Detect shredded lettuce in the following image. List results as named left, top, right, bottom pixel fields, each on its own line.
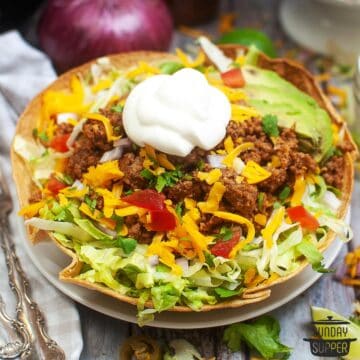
left=223, top=315, right=292, bottom=359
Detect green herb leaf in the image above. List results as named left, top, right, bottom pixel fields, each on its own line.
left=196, top=159, right=205, bottom=171
left=278, top=186, right=291, bottom=202
left=142, top=167, right=184, bottom=192
left=214, top=287, right=242, bottom=298
left=56, top=174, right=74, bottom=186
left=205, top=252, right=215, bottom=267
left=159, top=61, right=183, bottom=74
left=84, top=195, right=97, bottom=211
left=111, top=104, right=123, bottom=113
left=262, top=114, right=279, bottom=137
left=273, top=201, right=281, bottom=209
left=175, top=202, right=184, bottom=219
left=257, top=192, right=265, bottom=211
left=38, top=131, right=49, bottom=142
left=116, top=236, right=137, bottom=254
left=223, top=315, right=292, bottom=359
left=111, top=214, right=124, bottom=232
left=215, top=226, right=233, bottom=241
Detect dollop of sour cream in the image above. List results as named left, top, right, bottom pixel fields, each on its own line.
left=123, top=68, right=231, bottom=157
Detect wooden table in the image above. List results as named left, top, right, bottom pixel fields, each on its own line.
left=77, top=1, right=360, bottom=358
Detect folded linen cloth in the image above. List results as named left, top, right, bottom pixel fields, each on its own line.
left=0, top=30, right=83, bottom=360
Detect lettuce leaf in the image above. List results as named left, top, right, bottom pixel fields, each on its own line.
left=223, top=315, right=292, bottom=359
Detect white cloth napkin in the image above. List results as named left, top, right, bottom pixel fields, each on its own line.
left=0, top=31, right=83, bottom=360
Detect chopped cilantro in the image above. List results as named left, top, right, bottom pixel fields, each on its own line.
left=32, top=129, right=48, bottom=142
left=262, top=114, right=279, bottom=137
left=196, top=159, right=205, bottom=171
left=124, top=189, right=134, bottom=195
left=257, top=192, right=265, bottom=211
left=54, top=208, right=72, bottom=222
left=215, top=287, right=242, bottom=298
left=205, top=252, right=215, bottom=267
left=175, top=202, right=184, bottom=219
left=111, top=104, right=123, bottom=113
left=116, top=236, right=137, bottom=254
left=141, top=167, right=184, bottom=192
left=278, top=186, right=291, bottom=202
left=56, top=174, right=74, bottom=186
left=84, top=195, right=97, bottom=211
left=273, top=201, right=281, bottom=209
left=111, top=214, right=124, bottom=232
left=215, top=226, right=233, bottom=241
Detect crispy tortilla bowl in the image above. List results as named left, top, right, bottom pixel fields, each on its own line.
left=11, top=45, right=357, bottom=313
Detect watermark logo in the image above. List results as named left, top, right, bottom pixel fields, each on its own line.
left=303, top=316, right=357, bottom=357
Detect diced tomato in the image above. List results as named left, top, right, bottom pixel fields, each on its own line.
left=47, top=176, right=67, bottom=194
left=149, top=209, right=177, bottom=231
left=211, top=231, right=241, bottom=258
left=122, top=189, right=166, bottom=211
left=287, top=206, right=319, bottom=231
left=221, top=68, right=245, bottom=88
left=50, top=134, right=70, bottom=153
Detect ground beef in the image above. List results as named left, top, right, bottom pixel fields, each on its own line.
left=124, top=215, right=154, bottom=244
left=221, top=168, right=258, bottom=218
left=258, top=168, right=288, bottom=194
left=321, top=155, right=345, bottom=189
left=118, top=153, right=147, bottom=190
left=54, top=123, right=73, bottom=136
left=289, top=152, right=317, bottom=177
left=165, top=179, right=204, bottom=203
left=28, top=187, right=42, bottom=203
left=88, top=191, right=104, bottom=211
left=66, top=137, right=102, bottom=179
left=82, top=119, right=113, bottom=151
left=199, top=214, right=224, bottom=234
left=168, top=148, right=207, bottom=170
left=99, top=108, right=124, bottom=136
left=226, top=119, right=273, bottom=165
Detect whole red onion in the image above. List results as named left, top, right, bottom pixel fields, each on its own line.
left=38, top=0, right=173, bottom=72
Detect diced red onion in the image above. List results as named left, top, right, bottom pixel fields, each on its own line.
left=176, top=257, right=189, bottom=272
left=72, top=180, right=85, bottom=190
left=56, top=112, right=78, bottom=124
left=148, top=255, right=159, bottom=267
left=100, top=147, right=123, bottom=163
left=233, top=157, right=245, bottom=174
left=97, top=224, right=117, bottom=237
left=207, top=154, right=225, bottom=169
left=113, top=138, right=132, bottom=147
left=66, top=119, right=86, bottom=148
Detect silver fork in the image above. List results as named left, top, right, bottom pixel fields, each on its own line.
left=0, top=166, right=65, bottom=359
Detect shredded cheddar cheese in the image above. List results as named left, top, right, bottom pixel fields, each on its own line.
left=83, top=161, right=124, bottom=188
left=224, top=136, right=234, bottom=153
left=91, top=78, right=112, bottom=93
left=126, top=61, right=160, bottom=79
left=198, top=182, right=226, bottom=213
left=176, top=48, right=205, bottom=68
left=254, top=213, right=267, bottom=226
left=79, top=203, right=116, bottom=229
left=197, top=169, right=222, bottom=185
left=18, top=201, right=46, bottom=217
left=83, top=112, right=120, bottom=142
left=231, top=104, right=260, bottom=122
left=242, top=161, right=271, bottom=184
left=261, top=206, right=285, bottom=249
left=115, top=206, right=147, bottom=217
left=60, top=187, right=88, bottom=198
left=291, top=176, right=306, bottom=206
left=222, top=142, right=254, bottom=167
left=210, top=211, right=255, bottom=258
left=157, top=153, right=176, bottom=170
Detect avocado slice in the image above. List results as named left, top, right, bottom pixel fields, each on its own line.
left=242, top=65, right=333, bottom=161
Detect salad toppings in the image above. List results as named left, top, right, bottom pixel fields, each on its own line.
left=123, top=68, right=231, bottom=157
left=14, top=38, right=355, bottom=324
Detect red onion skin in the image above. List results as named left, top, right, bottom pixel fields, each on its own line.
left=38, top=0, right=173, bottom=72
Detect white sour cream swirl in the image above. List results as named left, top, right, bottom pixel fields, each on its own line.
left=123, top=68, right=231, bottom=157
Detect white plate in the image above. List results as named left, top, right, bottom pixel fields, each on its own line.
left=20, top=219, right=344, bottom=329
